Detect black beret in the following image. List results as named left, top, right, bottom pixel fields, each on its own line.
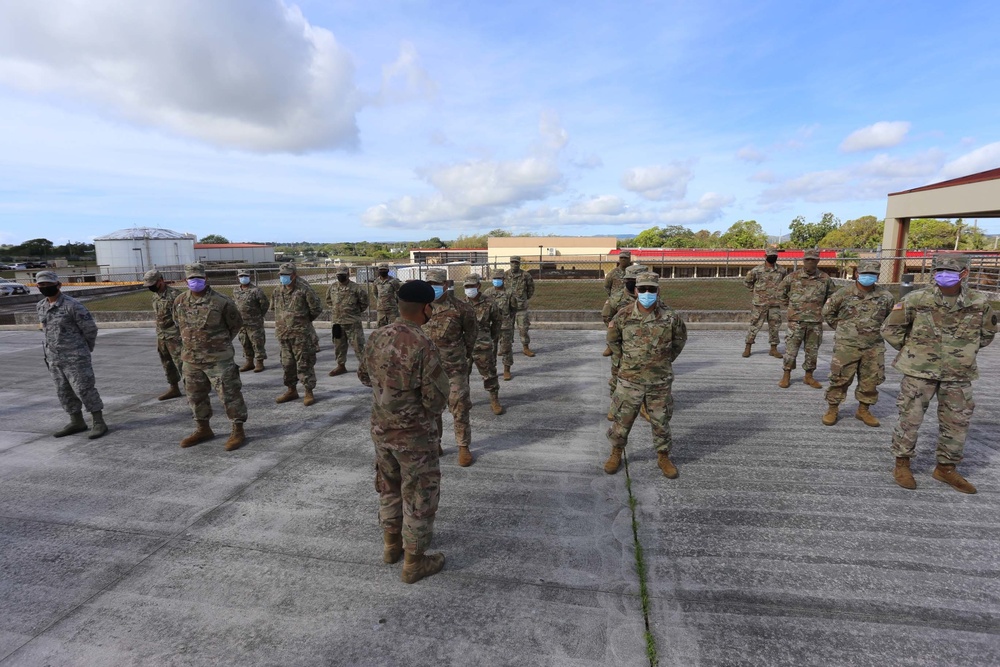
left=398, top=279, right=436, bottom=304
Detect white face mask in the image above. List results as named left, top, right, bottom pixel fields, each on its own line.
left=464, top=287, right=479, bottom=299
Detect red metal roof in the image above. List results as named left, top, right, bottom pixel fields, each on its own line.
left=194, top=243, right=270, bottom=248
left=889, top=167, right=1000, bottom=197
left=616, top=248, right=931, bottom=259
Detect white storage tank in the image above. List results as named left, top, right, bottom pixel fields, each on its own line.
left=94, top=227, right=196, bottom=280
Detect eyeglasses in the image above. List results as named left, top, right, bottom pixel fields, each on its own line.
left=636, top=286, right=658, bottom=294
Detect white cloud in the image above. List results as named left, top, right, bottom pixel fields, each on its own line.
left=620, top=163, right=692, bottom=201
left=371, top=41, right=437, bottom=106
left=749, top=169, right=777, bottom=184
left=572, top=154, right=604, bottom=169
left=566, top=195, right=627, bottom=216
left=940, top=141, right=1000, bottom=179
left=736, top=145, right=766, bottom=163
left=0, top=0, right=363, bottom=152
left=840, top=121, right=911, bottom=153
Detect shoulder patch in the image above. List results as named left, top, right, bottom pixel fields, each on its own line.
left=892, top=302, right=903, bottom=310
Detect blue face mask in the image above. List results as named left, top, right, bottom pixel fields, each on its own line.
left=637, top=292, right=657, bottom=308
left=238, top=276, right=250, bottom=285
left=279, top=275, right=292, bottom=286
left=492, top=279, right=503, bottom=287
left=432, top=285, right=445, bottom=300
left=857, top=274, right=877, bottom=287
left=187, top=278, right=206, bottom=292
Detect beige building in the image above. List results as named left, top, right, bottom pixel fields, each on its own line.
left=487, top=236, right=617, bottom=269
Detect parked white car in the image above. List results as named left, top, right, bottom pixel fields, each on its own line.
left=0, top=277, right=30, bottom=296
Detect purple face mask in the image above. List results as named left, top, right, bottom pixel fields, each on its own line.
left=934, top=270, right=962, bottom=288
left=187, top=278, right=207, bottom=292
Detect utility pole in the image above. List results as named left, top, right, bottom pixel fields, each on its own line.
left=954, top=220, right=963, bottom=251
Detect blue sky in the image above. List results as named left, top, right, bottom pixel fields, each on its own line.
left=1, top=0, right=999, bottom=246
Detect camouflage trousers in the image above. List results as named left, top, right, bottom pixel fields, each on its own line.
left=746, top=305, right=782, bottom=346
left=333, top=321, right=365, bottom=367
left=184, top=358, right=248, bottom=424
left=497, top=328, right=515, bottom=368
left=157, top=335, right=183, bottom=385
left=49, top=360, right=104, bottom=415
left=516, top=309, right=531, bottom=347
left=374, top=443, right=440, bottom=555
left=471, top=344, right=499, bottom=393
left=436, top=370, right=472, bottom=447
left=279, top=335, right=317, bottom=390
left=783, top=321, right=823, bottom=371
left=238, top=325, right=267, bottom=361
left=376, top=310, right=398, bottom=328
left=607, top=377, right=675, bottom=454
left=825, top=343, right=885, bottom=406
left=891, top=375, right=975, bottom=465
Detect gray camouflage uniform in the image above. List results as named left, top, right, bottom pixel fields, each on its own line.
left=37, top=293, right=104, bottom=415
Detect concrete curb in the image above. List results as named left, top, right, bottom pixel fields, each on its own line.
left=1, top=320, right=756, bottom=332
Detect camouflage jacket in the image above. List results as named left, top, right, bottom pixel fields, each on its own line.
left=503, top=268, right=534, bottom=309
left=822, top=283, right=895, bottom=349
left=468, top=294, right=502, bottom=352
left=422, top=292, right=477, bottom=376
left=604, top=265, right=629, bottom=296
left=152, top=285, right=182, bottom=340
left=481, top=287, right=517, bottom=329
left=358, top=319, right=450, bottom=450
left=232, top=284, right=270, bottom=328
left=780, top=269, right=835, bottom=322
left=272, top=277, right=323, bottom=341
left=744, top=263, right=788, bottom=307
left=36, top=293, right=98, bottom=363
left=608, top=301, right=688, bottom=384
left=325, top=280, right=370, bottom=324
left=881, top=285, right=997, bottom=381
left=172, top=287, right=243, bottom=365
left=370, top=276, right=402, bottom=315
left=602, top=289, right=636, bottom=324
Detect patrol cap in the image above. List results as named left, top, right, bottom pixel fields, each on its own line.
left=184, top=262, right=206, bottom=278
left=857, top=260, right=880, bottom=275
left=509, top=256, right=521, bottom=264
left=425, top=268, right=447, bottom=283
left=802, top=248, right=820, bottom=260
left=624, top=264, right=646, bottom=278
left=765, top=245, right=779, bottom=255
left=619, top=250, right=631, bottom=259
left=636, top=271, right=659, bottom=288
left=490, top=269, right=505, bottom=279
left=377, top=262, right=390, bottom=269
left=398, top=280, right=436, bottom=304
left=932, top=254, right=969, bottom=271
left=335, top=265, right=349, bottom=275
left=237, top=268, right=250, bottom=277
left=35, top=270, right=59, bottom=284
left=464, top=273, right=482, bottom=286
left=142, top=269, right=163, bottom=286
left=278, top=262, right=296, bottom=275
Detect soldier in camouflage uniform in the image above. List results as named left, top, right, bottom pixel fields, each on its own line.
left=604, top=264, right=643, bottom=415
left=464, top=273, right=504, bottom=415
left=326, top=265, right=370, bottom=377
left=358, top=280, right=449, bottom=584
left=742, top=245, right=787, bottom=358
left=602, top=250, right=632, bottom=356
left=423, top=267, right=478, bottom=466
left=271, top=263, right=323, bottom=406
left=371, top=263, right=402, bottom=327
left=35, top=271, right=108, bottom=439
left=143, top=269, right=184, bottom=401
left=504, top=256, right=536, bottom=356
left=605, top=272, right=687, bottom=478
left=481, top=268, right=518, bottom=381
left=778, top=248, right=835, bottom=389
left=882, top=254, right=996, bottom=494
left=820, top=260, right=895, bottom=428
left=172, top=263, right=247, bottom=451
left=233, top=268, right=270, bottom=373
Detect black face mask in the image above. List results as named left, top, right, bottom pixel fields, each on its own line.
left=337, top=274, right=348, bottom=283
left=624, top=281, right=636, bottom=294
left=147, top=285, right=160, bottom=292
left=766, top=255, right=778, bottom=264
left=378, top=270, right=389, bottom=277
left=39, top=285, right=60, bottom=297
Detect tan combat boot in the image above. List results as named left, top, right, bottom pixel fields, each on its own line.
left=893, top=457, right=916, bottom=490
left=855, top=404, right=880, bottom=427
left=238, top=359, right=254, bottom=372
left=503, top=365, right=512, bottom=381
left=769, top=345, right=782, bottom=358
left=303, top=388, right=316, bottom=406
left=180, top=420, right=214, bottom=448
left=489, top=391, right=504, bottom=415
left=932, top=464, right=977, bottom=494
left=224, top=423, right=246, bottom=451
left=742, top=343, right=752, bottom=358
left=522, top=345, right=536, bottom=357
left=275, top=386, right=299, bottom=404
left=603, top=446, right=624, bottom=474
left=383, top=532, right=402, bottom=564
left=88, top=411, right=108, bottom=440
left=457, top=446, right=474, bottom=467
left=401, top=551, right=445, bottom=584
left=54, top=411, right=88, bottom=438
left=822, top=405, right=839, bottom=426
left=602, top=345, right=613, bottom=357
left=328, top=364, right=347, bottom=377
left=253, top=360, right=265, bottom=373
left=803, top=371, right=822, bottom=389
left=657, top=452, right=678, bottom=479
left=158, top=384, right=182, bottom=401
left=778, top=370, right=791, bottom=388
